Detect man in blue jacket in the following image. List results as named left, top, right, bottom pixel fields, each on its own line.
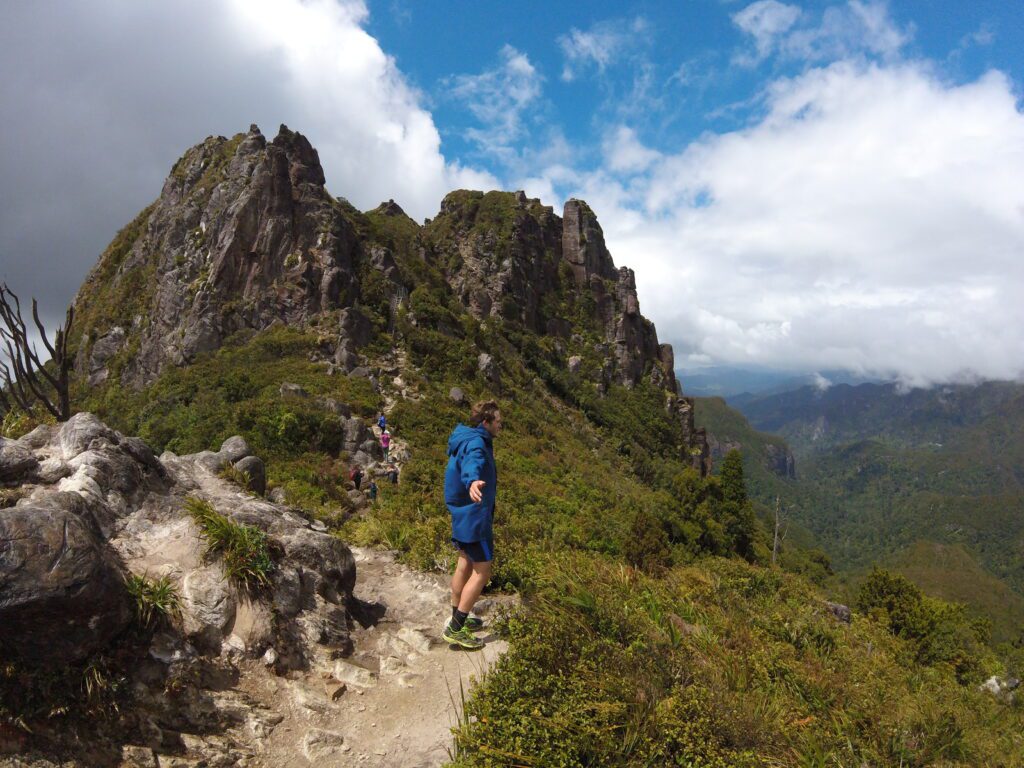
left=443, top=400, right=502, bottom=649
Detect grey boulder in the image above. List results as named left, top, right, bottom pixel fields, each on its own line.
left=0, top=437, right=38, bottom=482
left=220, top=435, right=253, bottom=463
left=234, top=455, right=267, bottom=496
left=0, top=493, right=132, bottom=663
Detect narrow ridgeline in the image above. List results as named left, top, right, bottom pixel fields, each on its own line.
left=71, top=123, right=709, bottom=473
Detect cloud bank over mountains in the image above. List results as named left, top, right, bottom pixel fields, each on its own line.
left=577, top=61, right=1024, bottom=386
left=1, top=0, right=1022, bottom=387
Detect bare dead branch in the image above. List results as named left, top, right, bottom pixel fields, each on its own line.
left=0, top=282, right=75, bottom=421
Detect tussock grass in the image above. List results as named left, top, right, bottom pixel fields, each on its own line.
left=217, top=463, right=265, bottom=497
left=124, top=573, right=180, bottom=627
left=186, top=497, right=273, bottom=588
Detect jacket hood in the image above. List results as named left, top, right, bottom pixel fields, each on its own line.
left=447, top=423, right=492, bottom=456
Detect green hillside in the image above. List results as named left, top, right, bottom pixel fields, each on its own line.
left=694, top=395, right=795, bottom=501
left=735, top=382, right=1024, bottom=643
left=887, top=541, right=1024, bottom=645
left=68, top=323, right=1024, bottom=765
left=693, top=396, right=832, bottom=583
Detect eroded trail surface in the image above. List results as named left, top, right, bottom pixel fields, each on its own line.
left=237, top=547, right=512, bottom=768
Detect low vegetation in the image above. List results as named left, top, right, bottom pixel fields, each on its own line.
left=452, top=556, right=1021, bottom=767
left=124, top=573, right=181, bottom=628
left=186, top=497, right=273, bottom=589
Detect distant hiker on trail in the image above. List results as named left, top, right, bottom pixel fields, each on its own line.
left=377, top=413, right=387, bottom=431
left=349, top=464, right=363, bottom=491
left=368, top=479, right=378, bottom=503
left=443, top=399, right=502, bottom=650
left=381, top=429, right=391, bottom=461
left=386, top=464, right=399, bottom=485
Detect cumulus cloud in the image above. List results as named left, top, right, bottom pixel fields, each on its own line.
left=445, top=45, right=543, bottom=161
left=558, top=17, right=647, bottom=82
left=569, top=62, right=1024, bottom=386
left=603, top=126, right=661, bottom=174
left=0, top=0, right=494, bottom=322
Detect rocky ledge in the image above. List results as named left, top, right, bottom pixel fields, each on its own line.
left=0, top=413, right=358, bottom=764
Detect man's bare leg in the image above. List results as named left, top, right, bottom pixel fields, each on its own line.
left=457, top=561, right=492, bottom=614
left=451, top=552, right=473, bottom=609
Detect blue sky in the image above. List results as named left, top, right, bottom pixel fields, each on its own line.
left=2, top=0, right=1023, bottom=385
left=366, top=0, right=1020, bottom=192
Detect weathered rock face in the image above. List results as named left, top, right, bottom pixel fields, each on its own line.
left=764, top=443, right=797, bottom=479
left=424, top=193, right=679, bottom=392
left=426, top=190, right=563, bottom=334
left=562, top=199, right=619, bottom=285
left=670, top=396, right=712, bottom=475
left=706, top=432, right=796, bottom=479
left=0, top=493, right=133, bottom=664
left=72, top=125, right=709, bottom=471
left=0, top=414, right=357, bottom=669
left=74, top=124, right=368, bottom=387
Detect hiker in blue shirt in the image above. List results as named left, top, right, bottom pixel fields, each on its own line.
left=442, top=400, right=501, bottom=650
left=377, top=413, right=387, bottom=431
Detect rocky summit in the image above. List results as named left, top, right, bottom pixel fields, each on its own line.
left=71, top=124, right=708, bottom=471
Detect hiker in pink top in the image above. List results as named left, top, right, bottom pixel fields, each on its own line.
left=381, top=428, right=391, bottom=462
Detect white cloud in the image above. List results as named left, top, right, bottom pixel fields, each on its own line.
left=0, top=0, right=495, bottom=317
left=603, top=127, right=661, bottom=174
left=445, top=45, right=543, bottom=160
left=732, top=1, right=802, bottom=64
left=566, top=62, right=1024, bottom=386
left=558, top=17, right=647, bottom=82
left=734, top=0, right=911, bottom=66
left=218, top=0, right=495, bottom=215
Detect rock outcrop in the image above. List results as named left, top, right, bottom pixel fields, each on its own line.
left=71, top=126, right=710, bottom=471
left=73, top=124, right=367, bottom=388
left=423, top=190, right=708, bottom=471
left=706, top=432, right=797, bottom=479
left=1, top=414, right=363, bottom=760
left=426, top=189, right=563, bottom=334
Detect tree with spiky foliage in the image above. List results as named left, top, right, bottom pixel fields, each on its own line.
left=717, top=449, right=759, bottom=561
left=0, top=283, right=74, bottom=421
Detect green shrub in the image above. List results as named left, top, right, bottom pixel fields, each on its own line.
left=624, top=510, right=671, bottom=574
left=858, top=568, right=988, bottom=681
left=451, top=555, right=1022, bottom=767
left=186, top=497, right=273, bottom=588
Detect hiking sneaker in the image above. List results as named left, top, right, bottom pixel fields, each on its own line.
left=443, top=622, right=484, bottom=650
left=445, top=615, right=484, bottom=633
left=460, top=614, right=485, bottom=631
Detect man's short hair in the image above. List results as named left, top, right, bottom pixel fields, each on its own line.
left=469, top=400, right=500, bottom=426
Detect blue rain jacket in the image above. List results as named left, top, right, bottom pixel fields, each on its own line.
left=444, top=424, right=496, bottom=543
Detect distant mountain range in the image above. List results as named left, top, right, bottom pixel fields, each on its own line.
left=723, top=379, right=1024, bottom=642
left=677, top=365, right=881, bottom=400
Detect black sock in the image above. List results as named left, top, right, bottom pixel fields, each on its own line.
left=452, top=607, right=469, bottom=631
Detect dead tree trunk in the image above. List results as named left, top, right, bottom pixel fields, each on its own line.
left=772, top=496, right=789, bottom=566
left=0, top=283, right=74, bottom=421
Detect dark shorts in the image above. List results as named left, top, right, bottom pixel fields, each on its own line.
left=452, top=537, right=493, bottom=563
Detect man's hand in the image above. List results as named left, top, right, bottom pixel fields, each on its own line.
left=469, top=480, right=486, bottom=503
